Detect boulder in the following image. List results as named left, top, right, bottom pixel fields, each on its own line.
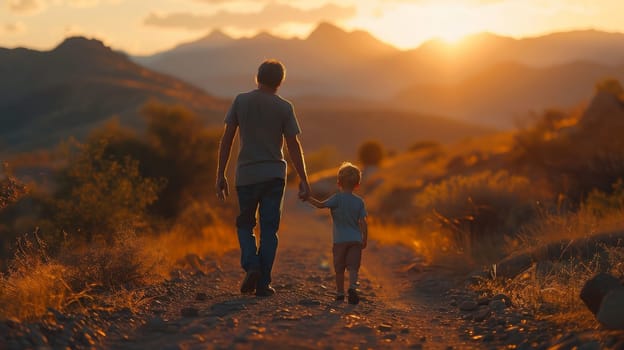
left=580, top=273, right=622, bottom=314
left=597, top=286, right=624, bottom=330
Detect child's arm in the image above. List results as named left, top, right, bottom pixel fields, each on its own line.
left=359, top=217, right=368, bottom=249
left=306, top=196, right=327, bottom=209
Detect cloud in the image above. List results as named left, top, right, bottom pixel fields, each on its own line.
left=7, top=0, right=120, bottom=15
left=380, top=0, right=504, bottom=3
left=144, top=2, right=357, bottom=30
left=3, top=21, right=27, bottom=34
left=7, top=0, right=46, bottom=15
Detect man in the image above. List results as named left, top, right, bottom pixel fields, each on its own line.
left=216, top=59, right=310, bottom=297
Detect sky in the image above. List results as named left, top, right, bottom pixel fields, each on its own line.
left=1, top=0, right=623, bottom=55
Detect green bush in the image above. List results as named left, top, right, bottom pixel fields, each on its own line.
left=54, top=138, right=164, bottom=242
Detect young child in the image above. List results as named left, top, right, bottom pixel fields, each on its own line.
left=305, top=162, right=368, bottom=304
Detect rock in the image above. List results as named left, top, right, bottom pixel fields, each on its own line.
left=477, top=296, right=490, bottom=306
left=492, top=293, right=512, bottom=307
left=495, top=253, right=533, bottom=279
left=195, top=292, right=208, bottom=301
left=181, top=307, right=200, bottom=317
left=459, top=300, right=479, bottom=311
left=28, top=325, right=48, bottom=347
left=489, top=300, right=507, bottom=312
left=467, top=269, right=490, bottom=284
left=597, top=286, right=624, bottom=329
left=580, top=273, right=622, bottom=314
left=578, top=341, right=602, bottom=350
left=298, top=299, right=321, bottom=306
left=383, top=333, right=397, bottom=341
left=378, top=323, right=392, bottom=332
left=474, top=307, right=491, bottom=322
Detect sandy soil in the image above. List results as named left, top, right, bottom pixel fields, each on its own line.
left=103, top=190, right=486, bottom=350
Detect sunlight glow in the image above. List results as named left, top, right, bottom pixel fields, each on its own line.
left=348, top=2, right=488, bottom=49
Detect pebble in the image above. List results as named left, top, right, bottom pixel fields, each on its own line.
left=298, top=299, right=322, bottom=306
left=474, top=307, right=491, bottom=322
left=492, top=294, right=512, bottom=307
left=459, top=300, right=479, bottom=311
left=378, top=323, right=393, bottom=332
left=488, top=300, right=507, bottom=312
left=195, top=292, right=208, bottom=301
left=383, top=334, right=397, bottom=342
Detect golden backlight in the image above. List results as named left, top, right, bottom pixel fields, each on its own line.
left=351, top=2, right=487, bottom=49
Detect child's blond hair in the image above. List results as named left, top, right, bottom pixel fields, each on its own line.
left=337, top=162, right=361, bottom=190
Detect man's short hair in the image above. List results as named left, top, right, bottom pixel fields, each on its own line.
left=338, top=162, right=361, bottom=190
left=256, top=59, right=286, bottom=89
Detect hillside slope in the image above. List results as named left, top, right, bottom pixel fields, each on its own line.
left=0, top=37, right=228, bottom=152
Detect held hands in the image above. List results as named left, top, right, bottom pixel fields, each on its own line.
left=298, top=180, right=311, bottom=201
left=215, top=176, right=229, bottom=201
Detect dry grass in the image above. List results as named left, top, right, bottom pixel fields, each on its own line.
left=477, top=207, right=624, bottom=329
left=369, top=221, right=483, bottom=272
left=0, top=207, right=236, bottom=321
left=480, top=246, right=624, bottom=329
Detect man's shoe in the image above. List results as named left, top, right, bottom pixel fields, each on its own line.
left=348, top=288, right=360, bottom=305
left=240, top=270, right=260, bottom=294
left=255, top=285, right=276, bottom=297
left=335, top=293, right=345, bottom=302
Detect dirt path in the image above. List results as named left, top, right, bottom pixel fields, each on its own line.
left=106, top=190, right=472, bottom=350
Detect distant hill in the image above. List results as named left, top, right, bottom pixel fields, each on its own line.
left=395, top=61, right=624, bottom=128
left=135, top=24, right=624, bottom=128
left=0, top=37, right=228, bottom=152
left=293, top=101, right=495, bottom=156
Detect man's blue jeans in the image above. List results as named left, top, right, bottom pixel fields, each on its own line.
left=235, top=178, right=285, bottom=288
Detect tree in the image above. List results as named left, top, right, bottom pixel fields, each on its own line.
left=358, top=140, right=384, bottom=168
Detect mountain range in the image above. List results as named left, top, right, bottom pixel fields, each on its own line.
left=0, top=37, right=491, bottom=154
left=135, top=23, right=624, bottom=128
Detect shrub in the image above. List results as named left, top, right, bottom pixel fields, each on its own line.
left=54, top=138, right=164, bottom=242
left=414, top=171, right=538, bottom=262
left=358, top=140, right=384, bottom=168
left=0, top=164, right=27, bottom=211
left=596, top=78, right=624, bottom=98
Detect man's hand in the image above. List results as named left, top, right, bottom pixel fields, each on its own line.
left=298, top=181, right=311, bottom=201
left=216, top=176, right=229, bottom=201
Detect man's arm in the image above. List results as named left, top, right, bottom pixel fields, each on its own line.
left=285, top=135, right=310, bottom=200
left=215, top=123, right=237, bottom=201
left=359, top=217, right=368, bottom=249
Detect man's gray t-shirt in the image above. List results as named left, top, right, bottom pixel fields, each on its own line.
left=325, top=192, right=367, bottom=244
left=225, top=89, right=301, bottom=186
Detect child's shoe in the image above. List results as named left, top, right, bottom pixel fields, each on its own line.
left=347, top=288, right=360, bottom=305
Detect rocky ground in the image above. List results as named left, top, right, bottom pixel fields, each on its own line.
left=2, top=191, right=624, bottom=349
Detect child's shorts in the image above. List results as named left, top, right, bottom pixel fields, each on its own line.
left=332, top=241, right=362, bottom=272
